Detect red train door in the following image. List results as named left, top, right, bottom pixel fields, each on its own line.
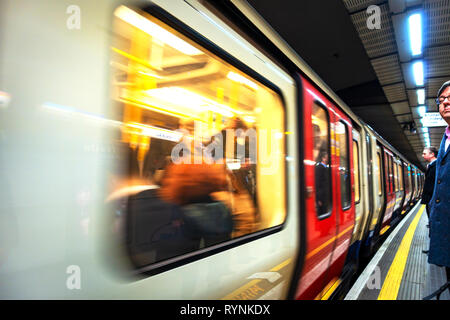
left=321, top=105, right=355, bottom=297
left=296, top=79, right=338, bottom=299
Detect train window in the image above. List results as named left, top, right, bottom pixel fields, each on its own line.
left=389, top=156, right=397, bottom=192
left=377, top=153, right=382, bottom=196
left=408, top=166, right=412, bottom=193
left=312, top=103, right=332, bottom=217
left=403, top=164, right=408, bottom=191
left=399, top=163, right=404, bottom=191
left=353, top=140, right=360, bottom=204
left=387, top=156, right=391, bottom=193
left=336, top=121, right=351, bottom=209
left=394, top=161, right=398, bottom=192
left=109, top=6, right=286, bottom=270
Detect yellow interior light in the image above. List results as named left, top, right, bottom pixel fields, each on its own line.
left=145, top=87, right=243, bottom=118
left=114, top=6, right=202, bottom=56
left=243, top=115, right=256, bottom=123
left=227, top=71, right=258, bottom=90
left=138, top=71, right=164, bottom=79
left=125, top=122, right=184, bottom=142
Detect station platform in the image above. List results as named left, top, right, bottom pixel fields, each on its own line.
left=345, top=203, right=449, bottom=300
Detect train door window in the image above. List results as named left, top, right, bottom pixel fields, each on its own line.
left=386, top=155, right=391, bottom=193
left=377, top=153, right=382, bottom=196
left=336, top=121, right=351, bottom=209
left=403, top=164, right=408, bottom=191
left=398, top=163, right=405, bottom=191
left=389, top=156, right=394, bottom=193
left=408, top=166, right=412, bottom=192
left=312, top=103, right=331, bottom=217
left=352, top=139, right=360, bottom=204
left=394, top=161, right=398, bottom=192
left=110, top=6, right=286, bottom=271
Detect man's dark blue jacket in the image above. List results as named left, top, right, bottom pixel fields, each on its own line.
left=428, top=134, right=450, bottom=268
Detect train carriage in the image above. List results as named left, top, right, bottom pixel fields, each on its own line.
left=0, top=0, right=424, bottom=300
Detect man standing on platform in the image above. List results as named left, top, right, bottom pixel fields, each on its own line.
left=427, top=80, right=450, bottom=285
left=420, top=146, right=437, bottom=255
left=421, top=147, right=438, bottom=220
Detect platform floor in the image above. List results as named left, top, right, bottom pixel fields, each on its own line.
left=345, top=202, right=449, bottom=300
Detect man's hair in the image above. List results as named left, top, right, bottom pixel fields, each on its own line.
left=424, top=146, right=438, bottom=157
left=437, top=80, right=450, bottom=97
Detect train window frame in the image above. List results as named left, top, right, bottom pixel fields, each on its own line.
left=110, top=4, right=291, bottom=277
left=394, top=160, right=399, bottom=192
left=386, top=155, right=390, bottom=193
left=312, top=100, right=333, bottom=220
left=352, top=139, right=360, bottom=204
left=377, top=152, right=382, bottom=197
left=402, top=162, right=408, bottom=191
left=392, top=157, right=395, bottom=192
left=399, top=162, right=404, bottom=191
left=337, top=120, right=351, bottom=211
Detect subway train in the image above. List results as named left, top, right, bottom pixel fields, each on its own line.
left=0, top=0, right=425, bottom=299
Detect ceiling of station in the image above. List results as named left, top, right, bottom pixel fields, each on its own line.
left=246, top=0, right=450, bottom=169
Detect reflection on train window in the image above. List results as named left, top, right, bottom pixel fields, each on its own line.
left=337, top=121, right=351, bottom=209
left=377, top=153, right=382, bottom=196
left=353, top=140, right=360, bottom=204
left=312, top=103, right=331, bottom=217
left=109, top=6, right=286, bottom=269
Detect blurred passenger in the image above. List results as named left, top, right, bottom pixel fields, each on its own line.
left=105, top=141, right=196, bottom=267
left=428, top=80, right=450, bottom=284
left=315, top=150, right=330, bottom=216
left=208, top=117, right=258, bottom=237
left=159, top=119, right=233, bottom=247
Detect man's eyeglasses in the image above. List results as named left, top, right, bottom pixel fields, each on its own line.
left=436, top=95, right=450, bottom=105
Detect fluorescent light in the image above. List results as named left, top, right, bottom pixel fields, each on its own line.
left=412, top=61, right=424, bottom=86
left=418, top=105, right=426, bottom=117
left=417, top=89, right=425, bottom=104
left=408, top=13, right=422, bottom=56
left=126, top=122, right=183, bottom=142
left=227, top=72, right=258, bottom=90
left=138, top=71, right=164, bottom=79
left=145, top=87, right=243, bottom=118
left=114, top=6, right=202, bottom=56
left=422, top=127, right=429, bottom=133
left=243, top=115, right=256, bottom=123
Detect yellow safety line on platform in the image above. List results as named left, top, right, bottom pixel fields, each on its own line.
left=377, top=205, right=425, bottom=300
